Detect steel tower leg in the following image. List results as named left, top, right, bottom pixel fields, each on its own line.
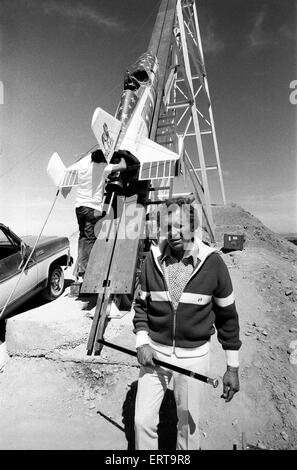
left=176, top=0, right=214, bottom=229
left=191, top=1, right=226, bottom=205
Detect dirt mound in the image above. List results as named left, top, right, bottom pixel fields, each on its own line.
left=213, top=203, right=297, bottom=255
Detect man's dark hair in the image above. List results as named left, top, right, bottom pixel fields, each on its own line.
left=91, top=149, right=106, bottom=164
left=159, top=196, right=200, bottom=233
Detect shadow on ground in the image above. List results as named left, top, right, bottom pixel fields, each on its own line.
left=12, top=277, right=75, bottom=316
left=0, top=277, right=75, bottom=342
left=74, top=294, right=98, bottom=312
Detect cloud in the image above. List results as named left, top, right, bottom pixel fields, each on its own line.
left=15, top=0, right=125, bottom=31
left=269, top=188, right=297, bottom=203
left=237, top=188, right=297, bottom=232
left=248, top=8, right=269, bottom=47
left=247, top=7, right=295, bottom=48
left=239, top=188, right=297, bottom=210
left=278, top=24, right=295, bottom=41
left=202, top=20, right=224, bottom=54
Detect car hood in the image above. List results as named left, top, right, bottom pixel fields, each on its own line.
left=22, top=235, right=69, bottom=253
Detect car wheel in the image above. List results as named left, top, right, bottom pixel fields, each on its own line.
left=42, top=265, right=65, bottom=301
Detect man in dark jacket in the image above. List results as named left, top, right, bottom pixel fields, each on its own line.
left=133, top=197, right=241, bottom=450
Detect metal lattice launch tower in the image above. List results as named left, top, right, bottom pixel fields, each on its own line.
left=149, top=0, right=227, bottom=242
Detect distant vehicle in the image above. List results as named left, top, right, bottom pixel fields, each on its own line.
left=0, top=223, right=73, bottom=319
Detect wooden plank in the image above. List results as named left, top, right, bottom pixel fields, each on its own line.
left=80, top=219, right=118, bottom=294
left=108, top=200, right=146, bottom=294
left=94, top=295, right=112, bottom=355
left=86, top=294, right=103, bottom=355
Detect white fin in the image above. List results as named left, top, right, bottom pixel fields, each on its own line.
left=47, top=152, right=77, bottom=198
left=91, top=107, right=122, bottom=163
left=135, top=137, right=179, bottom=181
left=47, top=152, right=66, bottom=187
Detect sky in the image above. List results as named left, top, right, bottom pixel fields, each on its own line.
left=0, top=0, right=296, bottom=237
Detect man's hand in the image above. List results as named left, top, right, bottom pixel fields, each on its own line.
left=222, top=365, right=239, bottom=402
left=136, top=344, right=155, bottom=368
left=103, top=158, right=127, bottom=180
left=103, top=164, right=114, bottom=179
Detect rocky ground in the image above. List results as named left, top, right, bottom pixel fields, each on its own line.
left=0, top=203, right=296, bottom=450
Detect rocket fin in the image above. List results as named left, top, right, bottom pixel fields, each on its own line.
left=47, top=152, right=78, bottom=198
left=47, top=152, right=66, bottom=187
left=91, top=107, right=122, bottom=163
left=135, top=137, right=179, bottom=181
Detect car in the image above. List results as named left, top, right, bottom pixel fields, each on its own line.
left=0, top=223, right=73, bottom=319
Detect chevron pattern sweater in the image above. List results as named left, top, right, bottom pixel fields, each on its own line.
left=133, top=240, right=241, bottom=351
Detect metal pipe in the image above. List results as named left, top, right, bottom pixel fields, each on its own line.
left=97, top=339, right=219, bottom=388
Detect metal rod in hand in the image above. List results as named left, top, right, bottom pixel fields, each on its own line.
left=97, top=339, right=219, bottom=388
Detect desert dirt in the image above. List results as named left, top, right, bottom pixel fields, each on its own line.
left=0, top=203, right=297, bottom=450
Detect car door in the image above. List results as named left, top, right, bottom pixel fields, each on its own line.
left=0, top=226, right=38, bottom=314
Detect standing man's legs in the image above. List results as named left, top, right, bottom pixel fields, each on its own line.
left=172, top=353, right=210, bottom=450
left=75, top=206, right=87, bottom=277
left=135, top=352, right=209, bottom=450
left=84, top=208, right=101, bottom=261
left=75, top=206, right=101, bottom=277
left=134, top=366, right=171, bottom=450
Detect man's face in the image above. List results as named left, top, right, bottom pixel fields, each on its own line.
left=162, top=207, right=193, bottom=251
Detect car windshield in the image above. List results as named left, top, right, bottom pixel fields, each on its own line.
left=0, top=227, right=20, bottom=260
left=0, top=230, right=12, bottom=245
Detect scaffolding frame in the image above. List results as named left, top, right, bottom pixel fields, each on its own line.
left=158, top=0, right=227, bottom=240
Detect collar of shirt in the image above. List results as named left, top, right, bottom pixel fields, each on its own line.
left=159, top=239, right=200, bottom=265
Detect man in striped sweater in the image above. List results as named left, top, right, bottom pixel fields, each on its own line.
left=133, top=197, right=241, bottom=450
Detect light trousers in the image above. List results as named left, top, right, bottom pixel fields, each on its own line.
left=134, top=350, right=209, bottom=450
